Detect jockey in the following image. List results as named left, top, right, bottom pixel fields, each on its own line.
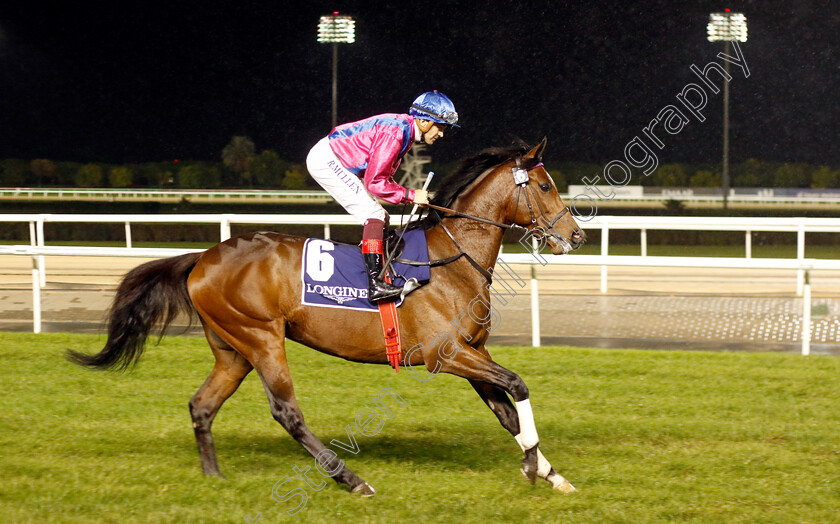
left=306, top=90, right=458, bottom=302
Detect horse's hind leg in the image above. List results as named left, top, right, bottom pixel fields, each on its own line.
left=233, top=322, right=375, bottom=495
left=469, top=379, right=575, bottom=492
left=189, top=322, right=253, bottom=477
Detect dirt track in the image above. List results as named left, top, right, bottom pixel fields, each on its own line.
left=1, top=254, right=838, bottom=354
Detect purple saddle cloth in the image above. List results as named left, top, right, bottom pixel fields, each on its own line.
left=301, top=229, right=431, bottom=311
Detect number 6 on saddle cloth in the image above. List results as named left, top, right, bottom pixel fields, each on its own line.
left=301, top=228, right=431, bottom=311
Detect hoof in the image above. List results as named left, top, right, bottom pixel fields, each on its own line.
left=554, top=479, right=576, bottom=493
left=547, top=472, right=576, bottom=493
left=351, top=482, right=376, bottom=497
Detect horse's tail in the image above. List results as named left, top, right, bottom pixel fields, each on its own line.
left=66, top=252, right=202, bottom=371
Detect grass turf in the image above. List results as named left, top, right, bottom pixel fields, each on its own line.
left=1, top=332, right=838, bottom=523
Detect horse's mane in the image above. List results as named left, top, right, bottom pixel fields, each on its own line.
left=405, top=142, right=540, bottom=231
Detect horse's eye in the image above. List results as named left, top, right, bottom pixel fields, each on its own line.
left=540, top=183, right=551, bottom=192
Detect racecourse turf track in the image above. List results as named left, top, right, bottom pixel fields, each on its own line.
left=1, top=332, right=838, bottom=523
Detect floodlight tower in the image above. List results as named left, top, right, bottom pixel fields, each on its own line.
left=707, top=10, right=747, bottom=209
left=317, top=12, right=356, bottom=129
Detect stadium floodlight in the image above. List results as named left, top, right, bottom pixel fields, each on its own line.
left=317, top=13, right=356, bottom=44
left=707, top=10, right=747, bottom=210
left=707, top=12, right=748, bottom=43
left=318, top=13, right=356, bottom=128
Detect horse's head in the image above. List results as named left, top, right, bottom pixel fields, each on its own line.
left=504, top=138, right=586, bottom=254
left=419, top=139, right=586, bottom=255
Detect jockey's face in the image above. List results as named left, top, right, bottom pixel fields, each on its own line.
left=416, top=119, right=445, bottom=145
left=422, top=123, right=445, bottom=145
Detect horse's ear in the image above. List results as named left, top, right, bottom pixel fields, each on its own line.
left=524, top=137, right=547, bottom=160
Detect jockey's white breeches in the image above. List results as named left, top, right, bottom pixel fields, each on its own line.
left=306, top=137, right=387, bottom=224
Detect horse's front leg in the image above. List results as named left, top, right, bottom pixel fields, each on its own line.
left=436, top=346, right=573, bottom=493
left=468, top=380, right=575, bottom=492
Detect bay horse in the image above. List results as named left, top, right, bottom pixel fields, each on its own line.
left=68, top=138, right=585, bottom=495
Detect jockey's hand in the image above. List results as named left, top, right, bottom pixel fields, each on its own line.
left=413, top=189, right=429, bottom=205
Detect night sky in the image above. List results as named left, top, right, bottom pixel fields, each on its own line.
left=1, top=1, right=838, bottom=167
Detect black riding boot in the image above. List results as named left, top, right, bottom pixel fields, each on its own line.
left=363, top=252, right=403, bottom=303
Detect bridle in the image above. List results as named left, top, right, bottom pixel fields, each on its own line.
left=394, top=160, right=574, bottom=283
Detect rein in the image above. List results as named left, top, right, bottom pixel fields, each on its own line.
left=395, top=161, right=572, bottom=284
left=422, top=203, right=514, bottom=230
left=391, top=208, right=494, bottom=283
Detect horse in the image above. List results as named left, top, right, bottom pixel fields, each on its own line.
left=67, top=138, right=586, bottom=496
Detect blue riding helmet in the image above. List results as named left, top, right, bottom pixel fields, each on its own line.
left=409, top=91, right=459, bottom=127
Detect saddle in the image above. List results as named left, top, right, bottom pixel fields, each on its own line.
left=301, top=230, right=430, bottom=310
left=300, top=229, right=432, bottom=372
